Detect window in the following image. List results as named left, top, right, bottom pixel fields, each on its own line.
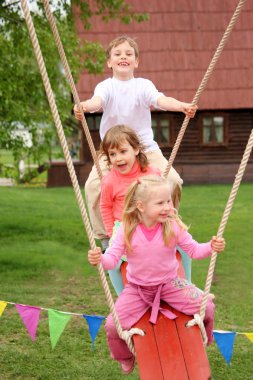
left=85, top=114, right=102, bottom=131
left=151, top=114, right=173, bottom=147
left=200, top=115, right=227, bottom=145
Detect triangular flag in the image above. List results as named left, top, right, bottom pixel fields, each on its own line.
left=15, top=304, right=41, bottom=341
left=213, top=331, right=236, bottom=365
left=0, top=301, right=7, bottom=316
left=48, top=309, right=71, bottom=349
left=83, top=315, right=105, bottom=350
left=244, top=333, right=253, bottom=343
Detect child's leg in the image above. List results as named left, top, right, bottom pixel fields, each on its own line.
left=105, top=284, right=151, bottom=365
left=161, top=278, right=215, bottom=345
left=146, top=148, right=183, bottom=209
left=176, top=245, right=192, bottom=283
left=84, top=155, right=109, bottom=239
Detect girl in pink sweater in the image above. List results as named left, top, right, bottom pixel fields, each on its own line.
left=100, top=125, right=160, bottom=238
left=88, top=175, right=225, bottom=375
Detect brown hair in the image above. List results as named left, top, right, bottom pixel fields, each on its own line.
left=106, top=35, right=139, bottom=59
left=122, top=175, right=188, bottom=252
left=100, top=125, right=149, bottom=171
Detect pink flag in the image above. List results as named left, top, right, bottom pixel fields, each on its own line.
left=15, top=304, right=41, bottom=341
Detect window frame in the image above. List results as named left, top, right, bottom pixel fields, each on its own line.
left=199, top=113, right=228, bottom=147
left=151, top=112, right=175, bottom=148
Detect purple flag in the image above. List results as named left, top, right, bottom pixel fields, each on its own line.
left=15, top=304, right=41, bottom=341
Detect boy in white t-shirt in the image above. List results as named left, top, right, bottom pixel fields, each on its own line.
left=74, top=35, right=197, bottom=249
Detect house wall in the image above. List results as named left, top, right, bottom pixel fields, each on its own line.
left=169, top=109, right=253, bottom=163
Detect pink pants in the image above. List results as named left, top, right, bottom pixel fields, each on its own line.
left=105, top=278, right=215, bottom=364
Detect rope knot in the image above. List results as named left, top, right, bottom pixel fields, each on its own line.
left=186, top=313, right=208, bottom=346
left=120, top=327, right=145, bottom=342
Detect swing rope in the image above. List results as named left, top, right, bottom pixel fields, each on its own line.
left=43, top=0, right=103, bottom=180
left=187, top=128, right=253, bottom=344
left=20, top=0, right=138, bottom=355
left=163, top=0, right=246, bottom=178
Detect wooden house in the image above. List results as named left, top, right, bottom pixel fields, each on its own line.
left=48, top=0, right=253, bottom=186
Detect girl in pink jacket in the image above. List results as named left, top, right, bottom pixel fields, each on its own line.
left=88, top=175, right=225, bottom=375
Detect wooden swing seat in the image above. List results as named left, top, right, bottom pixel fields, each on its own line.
left=120, top=253, right=211, bottom=380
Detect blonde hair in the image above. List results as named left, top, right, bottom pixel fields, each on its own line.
left=100, top=125, right=149, bottom=171
left=122, top=175, right=187, bottom=252
left=106, top=35, right=139, bottom=59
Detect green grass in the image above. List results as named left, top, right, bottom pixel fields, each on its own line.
left=0, top=185, right=252, bottom=379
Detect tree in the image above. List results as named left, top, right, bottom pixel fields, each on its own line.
left=0, top=0, right=148, bottom=179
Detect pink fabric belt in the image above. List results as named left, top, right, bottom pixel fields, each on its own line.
left=133, top=283, right=177, bottom=324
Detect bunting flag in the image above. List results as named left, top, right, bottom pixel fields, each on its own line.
left=15, top=304, right=41, bottom=342
left=48, top=309, right=71, bottom=349
left=83, top=315, right=105, bottom=350
left=244, top=333, right=253, bottom=343
left=213, top=330, right=236, bottom=365
left=0, top=301, right=7, bottom=316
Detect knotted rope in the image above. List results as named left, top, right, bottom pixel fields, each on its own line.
left=163, top=0, right=246, bottom=178
left=20, top=0, right=137, bottom=355
left=187, top=128, right=253, bottom=344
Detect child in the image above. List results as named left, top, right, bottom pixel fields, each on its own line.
left=100, top=124, right=161, bottom=295
left=74, top=35, right=197, bottom=245
left=100, top=125, right=161, bottom=238
left=88, top=175, right=225, bottom=375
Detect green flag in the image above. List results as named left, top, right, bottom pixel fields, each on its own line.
left=48, top=309, right=71, bottom=349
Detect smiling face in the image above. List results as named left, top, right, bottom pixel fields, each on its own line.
left=107, top=41, right=139, bottom=80
left=108, top=140, right=139, bottom=174
left=136, top=185, right=173, bottom=228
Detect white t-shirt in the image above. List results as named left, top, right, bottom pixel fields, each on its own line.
left=93, top=77, right=164, bottom=151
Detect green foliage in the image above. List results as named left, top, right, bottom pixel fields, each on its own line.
left=0, top=0, right=148, bottom=170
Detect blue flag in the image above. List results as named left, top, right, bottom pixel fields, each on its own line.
left=213, top=330, right=236, bottom=365
left=83, top=315, right=105, bottom=350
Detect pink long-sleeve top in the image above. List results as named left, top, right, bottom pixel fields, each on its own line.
left=100, top=161, right=160, bottom=236
left=101, top=223, right=213, bottom=286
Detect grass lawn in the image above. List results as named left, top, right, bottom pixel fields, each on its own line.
left=0, top=184, right=252, bottom=379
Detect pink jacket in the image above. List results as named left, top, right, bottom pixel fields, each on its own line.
left=101, top=223, right=212, bottom=286
left=100, top=161, right=160, bottom=236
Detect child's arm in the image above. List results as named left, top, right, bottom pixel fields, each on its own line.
left=88, top=247, right=102, bottom=266
left=157, top=96, right=197, bottom=118
left=210, top=236, right=225, bottom=253
left=100, top=178, right=115, bottom=237
left=176, top=224, right=225, bottom=259
left=100, top=202, right=115, bottom=237
left=74, top=96, right=102, bottom=120
left=88, top=226, right=126, bottom=269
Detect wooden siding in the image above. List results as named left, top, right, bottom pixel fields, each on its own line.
left=74, top=0, right=253, bottom=110
left=166, top=110, right=253, bottom=163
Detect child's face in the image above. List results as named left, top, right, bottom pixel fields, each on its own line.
left=137, top=185, right=173, bottom=228
left=108, top=140, right=139, bottom=174
left=107, top=41, right=139, bottom=80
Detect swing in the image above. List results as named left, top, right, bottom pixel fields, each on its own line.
left=20, top=0, right=249, bottom=378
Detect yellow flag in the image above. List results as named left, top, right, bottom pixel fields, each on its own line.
left=244, top=333, right=253, bottom=343
left=0, top=301, right=7, bottom=316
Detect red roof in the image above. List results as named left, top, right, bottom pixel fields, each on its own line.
left=74, top=0, right=253, bottom=110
